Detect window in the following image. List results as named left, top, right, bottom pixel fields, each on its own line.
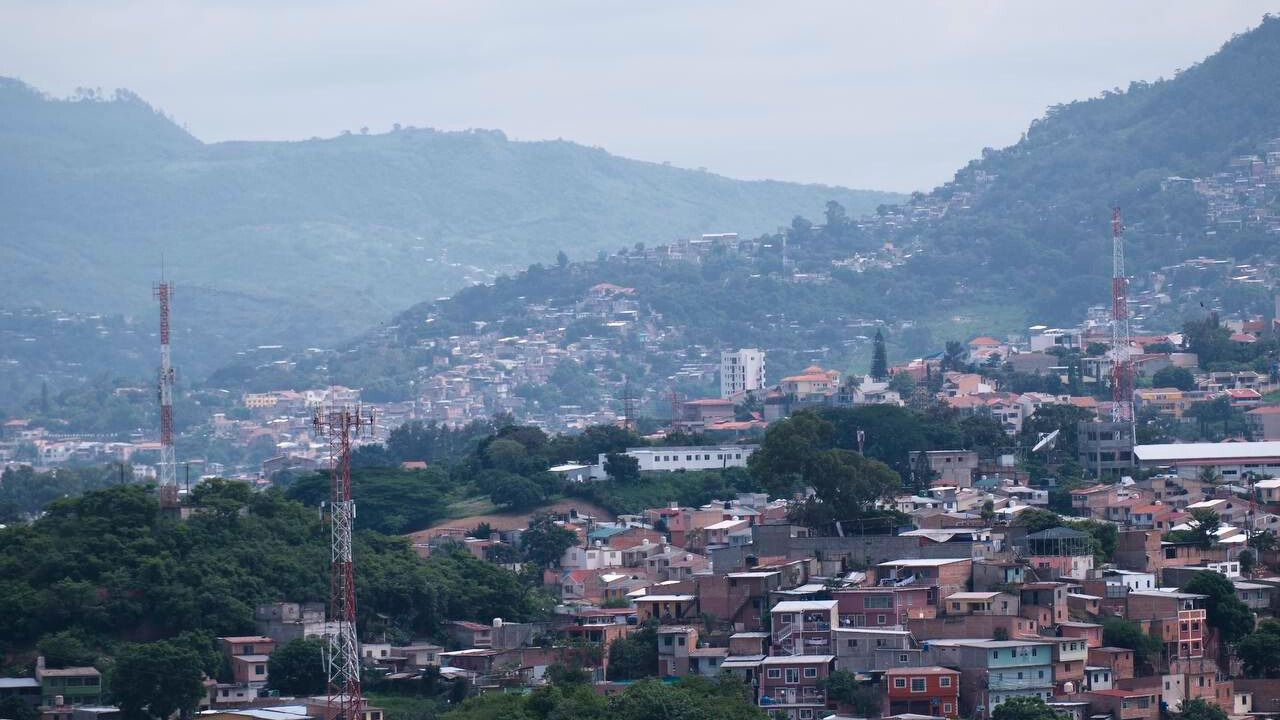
left=877, top=614, right=887, bottom=625
left=943, top=704, right=953, bottom=715
left=664, top=636, right=673, bottom=646
left=848, top=639, right=857, bottom=648
left=785, top=668, right=799, bottom=683
left=255, top=664, right=265, bottom=675
left=804, top=667, right=817, bottom=678
left=894, top=678, right=907, bottom=689
left=940, top=676, right=952, bottom=688
left=899, top=654, right=909, bottom=663
left=864, top=595, right=894, bottom=609
left=767, top=668, right=781, bottom=679
left=799, top=711, right=813, bottom=720
left=677, top=636, right=685, bottom=646
left=911, top=678, right=927, bottom=693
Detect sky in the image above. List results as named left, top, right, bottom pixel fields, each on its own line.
left=1, top=1, right=1275, bottom=192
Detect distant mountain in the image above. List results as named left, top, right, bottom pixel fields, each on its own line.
left=0, top=77, right=900, bottom=359
left=898, top=14, right=1280, bottom=324
left=222, top=14, right=1280, bottom=406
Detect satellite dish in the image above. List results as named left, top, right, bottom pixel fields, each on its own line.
left=1033, top=429, right=1061, bottom=453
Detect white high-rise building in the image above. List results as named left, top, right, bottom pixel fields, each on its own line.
left=720, top=348, right=766, bottom=398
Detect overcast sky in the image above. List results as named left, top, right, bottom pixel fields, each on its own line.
left=1, top=1, right=1275, bottom=192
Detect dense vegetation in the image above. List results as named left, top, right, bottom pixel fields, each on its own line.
left=442, top=674, right=765, bottom=720
left=0, top=481, right=551, bottom=660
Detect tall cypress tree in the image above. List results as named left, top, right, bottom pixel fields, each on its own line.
left=871, top=329, right=888, bottom=380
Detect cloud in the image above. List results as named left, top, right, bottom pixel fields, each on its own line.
left=0, top=0, right=1272, bottom=191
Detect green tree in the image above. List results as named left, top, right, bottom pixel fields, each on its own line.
left=0, top=696, right=37, bottom=720
left=823, top=670, right=882, bottom=717
left=1179, top=698, right=1229, bottom=720
left=268, top=638, right=327, bottom=696
left=748, top=411, right=835, bottom=497
left=1237, top=619, right=1280, bottom=678
left=112, top=640, right=207, bottom=720
left=1012, top=508, right=1064, bottom=534
left=521, top=515, right=578, bottom=569
left=603, top=453, right=640, bottom=483
left=790, top=449, right=901, bottom=528
left=1180, top=570, right=1254, bottom=645
left=1101, top=617, right=1162, bottom=669
left=1186, top=508, right=1222, bottom=550
left=1152, top=366, right=1196, bottom=391
left=37, top=629, right=98, bottom=668
left=992, top=696, right=1066, bottom=720
left=871, top=329, right=888, bottom=380
left=606, top=624, right=657, bottom=680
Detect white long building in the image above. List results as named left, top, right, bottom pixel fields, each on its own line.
left=599, top=445, right=758, bottom=473
left=1133, top=441, right=1280, bottom=480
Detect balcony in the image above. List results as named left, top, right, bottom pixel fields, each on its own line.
left=987, top=674, right=1054, bottom=692
left=760, top=688, right=826, bottom=706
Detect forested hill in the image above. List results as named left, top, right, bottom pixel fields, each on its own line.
left=897, top=14, right=1280, bottom=322
left=0, top=77, right=899, bottom=352
left=229, top=15, right=1280, bottom=400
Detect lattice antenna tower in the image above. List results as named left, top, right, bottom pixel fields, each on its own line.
left=313, top=405, right=375, bottom=719
left=153, top=274, right=177, bottom=492
left=1109, top=207, right=1135, bottom=435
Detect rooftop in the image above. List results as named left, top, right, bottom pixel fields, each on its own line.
left=1134, top=441, right=1280, bottom=463
left=877, top=558, right=969, bottom=568
left=771, top=600, right=838, bottom=612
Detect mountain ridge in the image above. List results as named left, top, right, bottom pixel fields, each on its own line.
left=0, top=76, right=899, bottom=361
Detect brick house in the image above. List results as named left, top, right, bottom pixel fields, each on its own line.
left=832, top=586, right=936, bottom=627
left=758, top=655, right=835, bottom=720
left=885, top=666, right=961, bottom=719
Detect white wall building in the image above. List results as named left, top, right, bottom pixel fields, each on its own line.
left=602, top=445, right=757, bottom=473
left=720, top=348, right=766, bottom=398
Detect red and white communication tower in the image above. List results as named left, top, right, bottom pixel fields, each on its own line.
left=1109, top=207, right=1135, bottom=433
left=154, top=279, right=177, bottom=490
left=313, top=405, right=374, bottom=719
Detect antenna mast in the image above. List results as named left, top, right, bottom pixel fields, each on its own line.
left=314, top=405, right=374, bottom=719
left=153, top=277, right=177, bottom=497
left=1109, top=207, right=1134, bottom=434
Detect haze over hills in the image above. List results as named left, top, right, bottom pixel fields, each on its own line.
left=233, top=14, right=1280, bottom=405
left=0, top=76, right=900, bottom=363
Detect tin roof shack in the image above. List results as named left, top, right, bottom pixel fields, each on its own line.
left=834, top=627, right=922, bottom=674
left=907, top=615, right=1040, bottom=642
left=697, top=570, right=785, bottom=632
left=875, top=558, right=973, bottom=599
left=1082, top=688, right=1159, bottom=720
left=833, top=586, right=937, bottom=627
left=1023, top=528, right=1094, bottom=580
left=925, top=639, right=1055, bottom=720
left=633, top=594, right=697, bottom=625
left=758, top=655, right=835, bottom=720
left=1059, top=622, right=1104, bottom=649
left=943, top=592, right=1019, bottom=617
left=1051, top=637, right=1090, bottom=694
left=884, top=666, right=961, bottom=719
left=657, top=626, right=698, bottom=677
left=1019, top=583, right=1069, bottom=627
left=1087, top=647, right=1135, bottom=682
left=1126, top=591, right=1207, bottom=665
left=973, top=561, right=1026, bottom=591
left=771, top=600, right=836, bottom=656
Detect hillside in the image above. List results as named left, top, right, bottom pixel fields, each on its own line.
left=213, top=15, right=1280, bottom=406
left=0, top=77, right=899, bottom=360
